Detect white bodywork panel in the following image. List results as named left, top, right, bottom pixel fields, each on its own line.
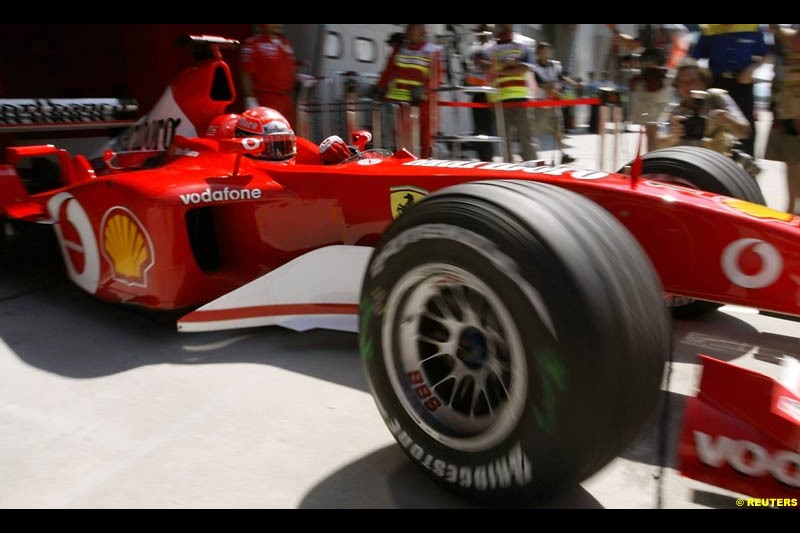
left=178, top=245, right=372, bottom=333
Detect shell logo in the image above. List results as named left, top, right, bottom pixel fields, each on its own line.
left=100, top=207, right=155, bottom=287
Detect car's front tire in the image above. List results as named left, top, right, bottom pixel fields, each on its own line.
left=360, top=180, right=672, bottom=503
left=639, top=146, right=767, bottom=318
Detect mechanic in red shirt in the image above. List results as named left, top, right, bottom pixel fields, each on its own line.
left=240, top=24, right=298, bottom=129
left=376, top=24, right=443, bottom=158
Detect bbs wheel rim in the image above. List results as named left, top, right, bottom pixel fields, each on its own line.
left=382, top=263, right=528, bottom=452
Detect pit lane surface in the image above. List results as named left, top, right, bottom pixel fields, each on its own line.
left=1, top=126, right=798, bottom=509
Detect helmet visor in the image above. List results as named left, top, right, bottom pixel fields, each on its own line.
left=263, top=133, right=296, bottom=161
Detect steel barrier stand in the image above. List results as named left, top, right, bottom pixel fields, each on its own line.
left=612, top=104, right=624, bottom=172
left=598, top=104, right=607, bottom=171
left=371, top=102, right=382, bottom=148
left=409, top=103, right=420, bottom=157
left=596, top=87, right=623, bottom=172
left=432, top=85, right=504, bottom=161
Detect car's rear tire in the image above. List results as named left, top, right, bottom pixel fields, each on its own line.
left=359, top=180, right=672, bottom=503
left=638, top=146, right=766, bottom=318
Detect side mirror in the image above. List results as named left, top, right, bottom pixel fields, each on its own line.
left=351, top=130, right=372, bottom=152
left=218, top=137, right=264, bottom=177
left=218, top=137, right=265, bottom=155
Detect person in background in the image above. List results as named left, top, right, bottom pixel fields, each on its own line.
left=765, top=24, right=800, bottom=214
left=376, top=24, right=443, bottom=158
left=464, top=24, right=496, bottom=162
left=607, top=24, right=690, bottom=70
left=532, top=41, right=576, bottom=164
left=487, top=23, right=538, bottom=162
left=691, top=24, right=768, bottom=156
left=385, top=31, right=406, bottom=54
left=607, top=24, right=689, bottom=126
left=240, top=24, right=298, bottom=129
left=586, top=71, right=601, bottom=133
left=647, top=61, right=752, bottom=164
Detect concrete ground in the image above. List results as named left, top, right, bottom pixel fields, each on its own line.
left=1, top=121, right=798, bottom=508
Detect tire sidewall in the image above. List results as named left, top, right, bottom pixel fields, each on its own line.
left=361, top=219, right=610, bottom=500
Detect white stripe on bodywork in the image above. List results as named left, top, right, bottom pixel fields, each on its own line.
left=177, top=245, right=372, bottom=333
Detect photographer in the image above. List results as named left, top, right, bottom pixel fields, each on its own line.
left=607, top=24, right=690, bottom=125
left=647, top=60, right=752, bottom=159
left=765, top=24, right=800, bottom=214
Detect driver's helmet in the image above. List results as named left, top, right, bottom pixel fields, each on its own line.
left=234, top=107, right=296, bottom=161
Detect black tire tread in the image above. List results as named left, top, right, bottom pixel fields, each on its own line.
left=364, top=180, right=671, bottom=502
left=641, top=146, right=765, bottom=204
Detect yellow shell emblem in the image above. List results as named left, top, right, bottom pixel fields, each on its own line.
left=390, top=185, right=429, bottom=220
left=722, top=198, right=795, bottom=222
left=101, top=208, right=154, bottom=286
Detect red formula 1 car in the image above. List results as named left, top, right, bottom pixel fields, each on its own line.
left=1, top=36, right=799, bottom=504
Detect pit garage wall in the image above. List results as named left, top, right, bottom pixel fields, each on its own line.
left=0, top=24, right=253, bottom=113
left=0, top=24, right=625, bottom=118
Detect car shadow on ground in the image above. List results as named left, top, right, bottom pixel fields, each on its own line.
left=297, top=444, right=603, bottom=509
left=619, top=390, right=687, bottom=470
left=673, top=311, right=800, bottom=365
left=0, top=256, right=367, bottom=390
left=3, top=251, right=795, bottom=509
left=3, top=255, right=792, bottom=378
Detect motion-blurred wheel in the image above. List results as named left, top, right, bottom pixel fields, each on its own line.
left=360, top=180, right=672, bottom=503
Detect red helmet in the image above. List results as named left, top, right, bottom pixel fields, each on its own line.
left=319, top=135, right=351, bottom=165
left=235, top=107, right=296, bottom=161
left=205, top=113, right=240, bottom=140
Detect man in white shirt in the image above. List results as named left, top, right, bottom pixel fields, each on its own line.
left=531, top=41, right=576, bottom=164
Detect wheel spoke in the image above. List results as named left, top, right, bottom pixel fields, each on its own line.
left=384, top=263, right=528, bottom=452
left=419, top=350, right=450, bottom=366
left=452, top=285, right=478, bottom=324
left=431, top=292, right=456, bottom=320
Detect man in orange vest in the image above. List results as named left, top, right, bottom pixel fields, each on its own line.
left=240, top=24, right=298, bottom=129
left=376, top=24, right=443, bottom=158
left=487, top=24, right=538, bottom=162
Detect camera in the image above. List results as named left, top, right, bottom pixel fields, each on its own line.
left=598, top=86, right=621, bottom=106
left=681, top=90, right=709, bottom=141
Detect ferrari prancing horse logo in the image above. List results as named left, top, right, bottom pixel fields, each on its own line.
left=390, top=185, right=429, bottom=220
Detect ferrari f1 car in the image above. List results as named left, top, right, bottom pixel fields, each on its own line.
left=1, top=35, right=798, bottom=504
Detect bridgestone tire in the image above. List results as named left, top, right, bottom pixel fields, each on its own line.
left=359, top=180, right=672, bottom=504
left=639, top=146, right=767, bottom=318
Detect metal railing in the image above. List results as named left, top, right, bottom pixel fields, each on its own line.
left=296, top=73, right=614, bottom=166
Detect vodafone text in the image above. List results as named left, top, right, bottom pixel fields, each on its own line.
left=179, top=187, right=263, bottom=205
left=694, top=431, right=800, bottom=488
